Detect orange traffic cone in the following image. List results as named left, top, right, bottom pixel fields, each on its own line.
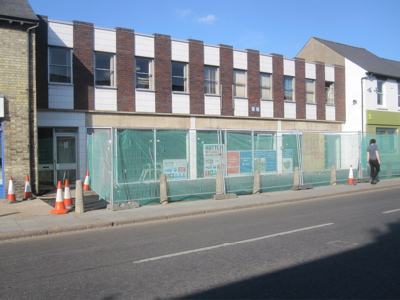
left=23, top=175, right=35, bottom=200
left=51, top=181, right=69, bottom=214
left=347, top=165, right=355, bottom=185
left=63, top=179, right=73, bottom=210
left=6, top=177, right=17, bottom=203
left=83, top=171, right=90, bottom=190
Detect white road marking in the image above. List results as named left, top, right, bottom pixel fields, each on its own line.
left=133, top=223, right=334, bottom=264
left=382, top=208, right=400, bottom=214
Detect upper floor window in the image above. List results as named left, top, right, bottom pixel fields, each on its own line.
left=204, top=66, right=219, bottom=94
left=136, top=57, right=153, bottom=89
left=306, top=79, right=315, bottom=103
left=172, top=61, right=188, bottom=92
left=377, top=80, right=384, bottom=105
left=284, top=76, right=294, bottom=101
left=234, top=69, right=247, bottom=97
left=398, top=83, right=400, bottom=107
left=49, top=47, right=72, bottom=83
left=95, top=52, right=115, bottom=86
left=325, top=82, right=335, bottom=105
left=260, top=73, right=272, bottom=100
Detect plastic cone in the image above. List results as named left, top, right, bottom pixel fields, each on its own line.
left=347, top=165, right=355, bottom=184
left=51, top=181, right=69, bottom=214
left=63, top=179, right=73, bottom=210
left=83, top=171, right=90, bottom=190
left=7, top=177, right=17, bottom=203
left=23, top=175, right=35, bottom=200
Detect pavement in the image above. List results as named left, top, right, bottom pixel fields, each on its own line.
left=1, top=178, right=399, bottom=241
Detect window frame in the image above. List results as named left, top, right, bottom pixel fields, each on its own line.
left=95, top=51, right=116, bottom=87
left=48, top=46, right=72, bottom=84
left=284, top=76, right=295, bottom=101
left=306, top=79, right=315, bottom=104
left=397, top=83, right=400, bottom=107
left=260, top=73, right=272, bottom=100
left=233, top=69, right=247, bottom=98
left=325, top=82, right=335, bottom=105
left=377, top=80, right=384, bottom=106
left=135, top=57, right=154, bottom=89
left=204, top=65, right=219, bottom=95
left=172, top=61, right=188, bottom=92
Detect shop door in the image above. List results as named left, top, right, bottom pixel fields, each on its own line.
left=55, top=134, right=77, bottom=185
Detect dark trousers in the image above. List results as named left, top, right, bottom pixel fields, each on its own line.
left=369, top=159, right=380, bottom=181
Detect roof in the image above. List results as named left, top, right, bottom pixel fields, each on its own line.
left=314, top=37, right=400, bottom=79
left=0, top=0, right=38, bottom=23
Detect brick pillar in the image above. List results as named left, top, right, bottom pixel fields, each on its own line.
left=247, top=49, right=260, bottom=117
left=35, top=15, right=48, bottom=109
left=272, top=53, right=284, bottom=118
left=315, top=61, right=326, bottom=120
left=334, top=65, right=346, bottom=122
left=73, top=21, right=94, bottom=110
left=219, top=44, right=234, bottom=116
left=189, top=39, right=204, bottom=115
left=116, top=27, right=135, bottom=112
left=295, top=58, right=306, bottom=119
left=154, top=33, right=172, bottom=113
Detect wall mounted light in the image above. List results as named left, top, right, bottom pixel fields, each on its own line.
left=352, top=99, right=357, bottom=105
left=0, top=94, right=4, bottom=118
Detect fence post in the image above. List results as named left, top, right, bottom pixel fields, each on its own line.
left=160, top=174, right=168, bottom=204
left=75, top=180, right=85, bottom=213
left=253, top=170, right=260, bottom=194
left=330, top=164, right=336, bottom=185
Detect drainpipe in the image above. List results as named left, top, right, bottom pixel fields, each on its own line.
left=361, top=76, right=368, bottom=135
left=26, top=22, right=39, bottom=193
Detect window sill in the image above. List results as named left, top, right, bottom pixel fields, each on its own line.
left=136, top=88, right=155, bottom=93
left=260, top=98, right=273, bottom=101
left=234, top=96, right=248, bottom=100
left=95, top=86, right=117, bottom=90
left=172, top=91, right=190, bottom=95
left=306, top=102, right=317, bottom=105
left=284, top=100, right=296, bottom=103
left=49, top=82, right=73, bottom=87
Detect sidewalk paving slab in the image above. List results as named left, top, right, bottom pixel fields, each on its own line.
left=0, top=178, right=399, bottom=241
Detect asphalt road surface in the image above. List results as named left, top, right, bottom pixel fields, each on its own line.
left=1, top=187, right=399, bottom=299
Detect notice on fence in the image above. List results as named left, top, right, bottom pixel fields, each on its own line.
left=163, top=159, right=187, bottom=180
left=303, top=133, right=325, bottom=172
left=255, top=150, right=277, bottom=172
left=227, top=151, right=240, bottom=174
left=282, top=149, right=293, bottom=173
left=204, top=144, right=225, bottom=177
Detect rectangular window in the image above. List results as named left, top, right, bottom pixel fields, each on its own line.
left=95, top=52, right=115, bottom=86
left=234, top=69, right=246, bottom=97
left=204, top=66, right=219, bottom=94
left=172, top=61, right=188, bottom=92
left=398, top=83, right=400, bottom=107
left=325, top=82, right=335, bottom=105
left=306, top=79, right=315, bottom=103
left=284, top=76, right=294, bottom=101
left=49, top=47, right=72, bottom=83
left=136, top=57, right=153, bottom=89
left=377, top=80, right=384, bottom=105
left=260, top=73, right=272, bottom=99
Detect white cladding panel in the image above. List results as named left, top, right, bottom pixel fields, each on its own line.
left=48, top=84, right=74, bottom=109
left=260, top=100, right=273, bottom=118
left=260, top=55, right=273, bottom=73
left=94, top=28, right=116, bottom=52
left=172, top=40, right=189, bottom=62
left=325, top=66, right=335, bottom=82
left=172, top=93, right=190, bottom=114
left=306, top=104, right=317, bottom=119
left=204, top=46, right=220, bottom=66
left=48, top=21, right=73, bottom=47
left=283, top=59, right=295, bottom=76
left=305, top=63, right=316, bottom=79
left=136, top=90, right=156, bottom=112
left=95, top=88, right=117, bottom=111
left=326, top=105, right=336, bottom=121
left=233, top=51, right=247, bottom=69
left=205, top=95, right=221, bottom=115
left=234, top=98, right=248, bottom=116
left=135, top=35, right=155, bottom=57
left=284, top=102, right=296, bottom=119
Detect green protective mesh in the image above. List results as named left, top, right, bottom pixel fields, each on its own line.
left=87, top=129, right=400, bottom=206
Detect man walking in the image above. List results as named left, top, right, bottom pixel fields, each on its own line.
left=367, top=139, right=381, bottom=184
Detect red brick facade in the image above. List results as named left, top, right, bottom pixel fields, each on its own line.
left=116, top=27, right=135, bottom=112
left=295, top=58, right=306, bottom=119
left=189, top=39, right=205, bottom=115
left=219, top=44, right=234, bottom=116
left=154, top=34, right=172, bottom=113
left=247, top=49, right=260, bottom=117
left=73, top=21, right=94, bottom=110
left=334, top=65, right=346, bottom=121
left=272, top=54, right=284, bottom=118
left=315, top=62, right=326, bottom=120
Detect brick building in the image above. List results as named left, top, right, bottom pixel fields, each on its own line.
left=0, top=0, right=39, bottom=198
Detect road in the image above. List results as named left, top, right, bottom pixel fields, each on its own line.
left=0, top=187, right=399, bottom=299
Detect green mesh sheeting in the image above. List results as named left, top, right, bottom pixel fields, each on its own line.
left=87, top=129, right=400, bottom=206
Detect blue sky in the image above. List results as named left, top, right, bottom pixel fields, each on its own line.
left=29, top=0, right=400, bottom=61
